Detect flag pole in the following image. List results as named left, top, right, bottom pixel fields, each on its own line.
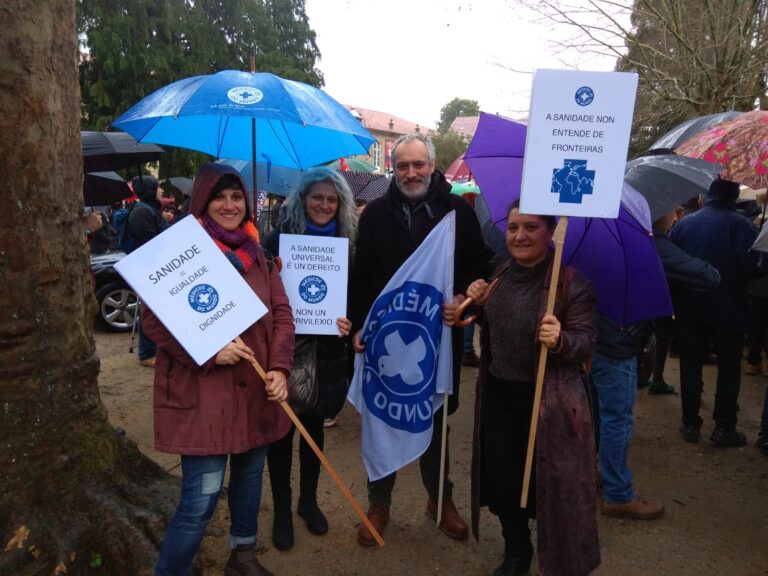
left=235, top=337, right=385, bottom=547
left=520, top=216, right=568, bottom=508
left=436, top=390, right=450, bottom=525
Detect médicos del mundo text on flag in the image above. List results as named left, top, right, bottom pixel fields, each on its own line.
left=348, top=211, right=456, bottom=481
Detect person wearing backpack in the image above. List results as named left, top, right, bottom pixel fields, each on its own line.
left=126, top=175, right=168, bottom=367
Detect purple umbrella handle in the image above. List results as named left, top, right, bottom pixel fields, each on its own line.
left=453, top=298, right=476, bottom=327
left=452, top=277, right=501, bottom=327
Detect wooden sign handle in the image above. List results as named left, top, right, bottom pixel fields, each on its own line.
left=235, top=337, right=384, bottom=546
left=520, top=216, right=568, bottom=508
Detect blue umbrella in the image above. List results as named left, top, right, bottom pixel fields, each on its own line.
left=111, top=70, right=376, bottom=198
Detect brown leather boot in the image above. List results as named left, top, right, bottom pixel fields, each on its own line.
left=224, top=544, right=275, bottom=576
left=426, top=498, right=469, bottom=540
left=356, top=503, right=389, bottom=546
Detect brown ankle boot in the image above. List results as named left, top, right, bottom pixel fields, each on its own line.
left=426, top=498, right=469, bottom=540
left=356, top=503, right=389, bottom=546
left=224, top=544, right=275, bottom=576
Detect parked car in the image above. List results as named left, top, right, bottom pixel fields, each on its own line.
left=90, top=251, right=138, bottom=332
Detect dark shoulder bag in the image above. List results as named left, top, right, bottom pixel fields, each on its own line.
left=288, top=336, right=319, bottom=414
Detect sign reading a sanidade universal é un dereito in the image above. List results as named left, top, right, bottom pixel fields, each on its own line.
left=114, top=216, right=268, bottom=365
left=520, top=69, right=638, bottom=218
left=279, top=234, right=348, bottom=336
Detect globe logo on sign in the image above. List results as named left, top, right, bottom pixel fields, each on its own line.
left=299, top=275, right=328, bottom=304
left=227, top=87, right=263, bottom=105
left=188, top=284, right=219, bottom=313
left=575, top=86, right=594, bottom=106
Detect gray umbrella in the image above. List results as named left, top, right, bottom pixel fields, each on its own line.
left=165, top=176, right=194, bottom=197
left=647, top=111, right=743, bottom=152
left=624, top=154, right=722, bottom=223
left=217, top=158, right=303, bottom=197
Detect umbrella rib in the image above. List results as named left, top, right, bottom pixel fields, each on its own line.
left=615, top=218, right=630, bottom=324
left=128, top=118, right=163, bottom=147
left=216, top=116, right=229, bottom=160
left=263, top=119, right=303, bottom=169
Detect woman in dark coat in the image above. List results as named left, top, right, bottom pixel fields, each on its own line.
left=467, top=202, right=600, bottom=576
left=142, top=163, right=294, bottom=576
left=263, top=167, right=355, bottom=550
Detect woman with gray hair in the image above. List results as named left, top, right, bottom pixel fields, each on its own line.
left=263, top=166, right=356, bottom=551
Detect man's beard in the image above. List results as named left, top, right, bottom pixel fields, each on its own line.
left=395, top=174, right=430, bottom=201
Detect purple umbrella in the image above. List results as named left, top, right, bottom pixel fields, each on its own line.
left=465, top=112, right=672, bottom=324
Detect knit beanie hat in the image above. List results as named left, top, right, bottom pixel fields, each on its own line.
left=707, top=178, right=740, bottom=200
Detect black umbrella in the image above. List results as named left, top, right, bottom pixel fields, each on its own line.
left=339, top=172, right=390, bottom=202
left=624, top=154, right=722, bottom=222
left=647, top=111, right=743, bottom=152
left=83, top=171, right=134, bottom=206
left=82, top=131, right=165, bottom=172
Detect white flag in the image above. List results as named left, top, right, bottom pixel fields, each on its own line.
left=348, top=211, right=455, bottom=481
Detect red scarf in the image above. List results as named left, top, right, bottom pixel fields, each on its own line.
left=199, top=215, right=261, bottom=273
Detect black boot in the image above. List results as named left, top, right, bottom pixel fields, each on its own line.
left=491, top=555, right=532, bottom=576
left=297, top=496, right=328, bottom=535
left=272, top=489, right=294, bottom=550
left=224, top=544, right=274, bottom=576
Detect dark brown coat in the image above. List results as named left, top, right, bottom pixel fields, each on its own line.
left=142, top=163, right=294, bottom=455
left=471, top=258, right=600, bottom=576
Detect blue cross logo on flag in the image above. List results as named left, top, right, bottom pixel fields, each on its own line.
left=348, top=212, right=456, bottom=481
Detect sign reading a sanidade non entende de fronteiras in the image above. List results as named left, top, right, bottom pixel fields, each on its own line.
left=520, top=69, right=638, bottom=218
left=114, top=216, right=268, bottom=366
left=279, top=234, right=348, bottom=336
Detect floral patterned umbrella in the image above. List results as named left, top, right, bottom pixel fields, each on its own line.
left=675, top=110, right=768, bottom=189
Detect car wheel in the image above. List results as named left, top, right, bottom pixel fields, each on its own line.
left=95, top=282, right=138, bottom=332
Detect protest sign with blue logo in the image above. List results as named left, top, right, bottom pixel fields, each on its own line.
left=348, top=212, right=455, bottom=481
left=114, top=216, right=267, bottom=365
left=520, top=69, right=638, bottom=218
left=279, top=234, right=348, bottom=336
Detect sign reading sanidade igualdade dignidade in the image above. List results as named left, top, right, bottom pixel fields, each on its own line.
left=114, top=216, right=267, bottom=365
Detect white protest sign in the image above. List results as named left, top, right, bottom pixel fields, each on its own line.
left=279, top=234, right=348, bottom=335
left=114, top=216, right=268, bottom=365
left=520, top=69, right=638, bottom=218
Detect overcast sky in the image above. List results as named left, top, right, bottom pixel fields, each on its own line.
left=304, top=0, right=624, bottom=129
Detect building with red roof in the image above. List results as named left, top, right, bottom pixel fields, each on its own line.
left=343, top=106, right=435, bottom=172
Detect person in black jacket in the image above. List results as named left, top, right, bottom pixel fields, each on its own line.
left=350, top=134, right=494, bottom=546
left=648, top=208, right=721, bottom=394
left=126, top=175, right=168, bottom=367
left=262, top=167, right=356, bottom=552
left=670, top=179, right=760, bottom=446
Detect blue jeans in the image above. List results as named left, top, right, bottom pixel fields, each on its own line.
left=589, top=353, right=636, bottom=505
left=155, top=446, right=268, bottom=576
left=138, top=315, right=157, bottom=361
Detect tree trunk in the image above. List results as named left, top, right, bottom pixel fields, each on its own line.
left=0, top=2, right=183, bottom=574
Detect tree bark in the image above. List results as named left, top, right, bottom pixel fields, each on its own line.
left=0, top=2, right=182, bottom=573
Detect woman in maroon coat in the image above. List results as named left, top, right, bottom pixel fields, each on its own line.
left=467, top=203, right=600, bottom=576
left=143, top=163, right=294, bottom=576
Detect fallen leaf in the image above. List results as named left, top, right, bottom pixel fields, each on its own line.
left=53, top=560, right=67, bottom=575
left=28, top=545, right=41, bottom=559
left=4, top=525, right=30, bottom=551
